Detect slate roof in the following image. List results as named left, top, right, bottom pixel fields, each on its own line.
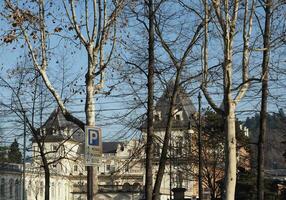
left=39, top=107, right=84, bottom=142
left=102, top=142, right=124, bottom=153
left=38, top=108, right=124, bottom=154
left=141, top=81, right=197, bottom=130
left=42, top=107, right=82, bottom=133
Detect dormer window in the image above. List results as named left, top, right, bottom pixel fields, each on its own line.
left=154, top=111, right=161, bottom=121
left=51, top=145, right=57, bottom=151
left=175, top=114, right=181, bottom=121
left=174, top=109, right=183, bottom=121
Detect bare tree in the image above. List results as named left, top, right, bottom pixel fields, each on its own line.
left=151, top=3, right=204, bottom=199
left=2, top=0, right=126, bottom=199
left=0, top=59, right=83, bottom=200
left=201, top=0, right=256, bottom=199
left=145, top=0, right=155, bottom=199
left=257, top=0, right=272, bottom=199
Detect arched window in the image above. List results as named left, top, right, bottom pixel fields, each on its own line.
left=65, top=183, right=68, bottom=200
left=51, top=182, right=55, bottom=198
left=40, top=181, right=43, bottom=196
left=9, top=179, right=13, bottom=199
left=0, top=178, right=5, bottom=198
left=74, top=165, right=78, bottom=172
left=133, top=182, right=141, bottom=192
left=15, top=179, right=20, bottom=200
left=58, top=183, right=61, bottom=199
left=122, top=182, right=131, bottom=192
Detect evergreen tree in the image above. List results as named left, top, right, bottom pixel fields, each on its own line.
left=8, top=139, right=22, bottom=163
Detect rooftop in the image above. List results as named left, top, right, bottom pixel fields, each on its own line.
left=102, top=142, right=124, bottom=153
left=141, top=81, right=197, bottom=130
left=38, top=107, right=84, bottom=142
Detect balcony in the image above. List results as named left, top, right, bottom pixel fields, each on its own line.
left=0, top=163, right=22, bottom=173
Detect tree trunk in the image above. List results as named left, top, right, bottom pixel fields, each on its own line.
left=223, top=10, right=237, bottom=196
left=202, top=1, right=252, bottom=199
left=257, top=1, right=271, bottom=199
left=224, top=102, right=237, bottom=200
left=86, top=49, right=97, bottom=200
left=40, top=149, right=50, bottom=200
left=44, top=166, right=50, bottom=200
left=145, top=0, right=155, bottom=199
left=153, top=68, right=182, bottom=200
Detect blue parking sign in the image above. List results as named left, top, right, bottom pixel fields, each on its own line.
left=88, top=129, right=99, bottom=146
left=85, top=126, right=102, bottom=165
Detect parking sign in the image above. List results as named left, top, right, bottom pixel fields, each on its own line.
left=85, top=126, right=102, bottom=166
left=88, top=129, right=99, bottom=146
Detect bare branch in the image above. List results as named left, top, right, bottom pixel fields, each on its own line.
left=70, top=0, right=88, bottom=45
left=85, top=0, right=91, bottom=41
left=201, top=0, right=223, bottom=115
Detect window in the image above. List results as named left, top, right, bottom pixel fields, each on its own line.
left=125, top=164, right=129, bottom=172
left=52, top=145, right=57, bottom=151
left=65, top=183, right=68, bottom=200
left=106, top=165, right=111, bottom=171
left=175, top=114, right=181, bottom=120
left=154, top=143, right=160, bottom=157
left=1, top=178, right=5, bottom=198
left=154, top=111, right=161, bottom=121
left=39, top=181, right=43, bottom=196
left=174, top=109, right=183, bottom=121
left=51, top=182, right=55, bottom=198
left=15, top=179, right=20, bottom=200
left=9, top=179, right=13, bottom=198
left=74, top=165, right=78, bottom=172
left=176, top=139, right=183, bottom=155
left=58, top=183, right=61, bottom=199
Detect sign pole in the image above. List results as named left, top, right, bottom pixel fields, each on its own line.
left=85, top=126, right=102, bottom=199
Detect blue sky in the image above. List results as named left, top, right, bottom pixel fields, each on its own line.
left=0, top=0, right=285, bottom=150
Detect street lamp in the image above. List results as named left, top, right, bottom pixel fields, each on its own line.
left=22, top=110, right=27, bottom=200
left=198, top=92, right=203, bottom=200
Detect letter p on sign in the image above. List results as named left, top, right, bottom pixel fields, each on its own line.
left=88, top=129, right=99, bottom=146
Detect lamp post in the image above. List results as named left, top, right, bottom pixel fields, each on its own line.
left=198, top=92, right=203, bottom=200
left=169, top=135, right=172, bottom=200
left=22, top=110, right=27, bottom=200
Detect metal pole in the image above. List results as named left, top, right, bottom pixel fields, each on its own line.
left=169, top=139, right=172, bottom=200
left=87, top=167, right=93, bottom=200
left=22, top=110, right=26, bottom=200
left=198, top=92, right=203, bottom=200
